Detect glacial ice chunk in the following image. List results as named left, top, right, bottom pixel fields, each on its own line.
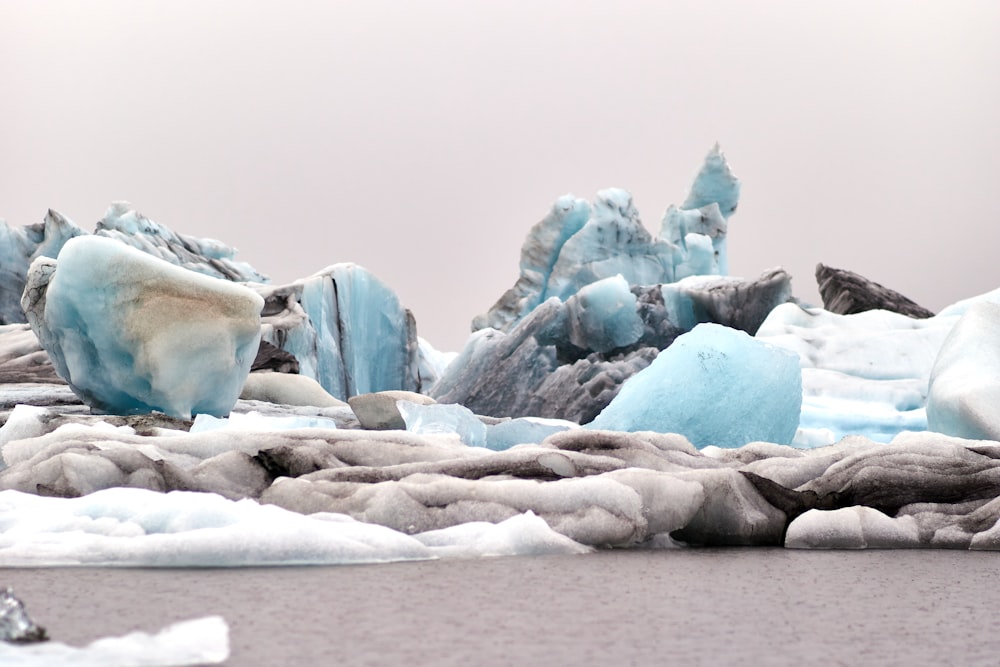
left=417, top=337, right=458, bottom=388
left=0, top=588, right=47, bottom=643
left=681, top=143, right=741, bottom=219
left=485, top=417, right=578, bottom=451
left=0, top=405, right=50, bottom=458
left=398, top=401, right=488, bottom=448
left=0, top=615, right=228, bottom=666
left=412, top=511, right=592, bottom=558
left=588, top=323, right=802, bottom=447
left=543, top=189, right=676, bottom=304
left=472, top=194, right=592, bottom=332
left=239, top=372, right=345, bottom=408
left=474, top=146, right=742, bottom=333
left=756, top=302, right=964, bottom=445
left=927, top=302, right=1000, bottom=440
left=96, top=202, right=268, bottom=283
left=785, top=506, right=921, bottom=549
left=0, top=486, right=591, bottom=566
left=0, top=210, right=86, bottom=325
left=564, top=275, right=643, bottom=353
left=21, top=236, right=263, bottom=419
left=189, top=411, right=339, bottom=434
left=257, top=263, right=420, bottom=400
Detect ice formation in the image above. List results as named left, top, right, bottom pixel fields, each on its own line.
left=0, top=209, right=84, bottom=325
left=785, top=506, right=921, bottom=549
left=254, top=263, right=422, bottom=400
left=563, top=275, right=644, bottom=353
left=0, top=588, right=46, bottom=643
left=0, top=204, right=266, bottom=327
left=239, top=372, right=345, bottom=408
left=95, top=202, right=268, bottom=283
left=21, top=236, right=262, bottom=419
left=432, top=268, right=792, bottom=423
left=437, top=147, right=796, bottom=424
left=588, top=323, right=802, bottom=447
left=0, top=615, right=228, bottom=666
left=348, top=390, right=436, bottom=430
left=926, top=302, right=1000, bottom=440
left=397, top=401, right=488, bottom=448
left=815, top=263, right=935, bottom=318
left=4, top=144, right=1000, bottom=564
left=757, top=288, right=1000, bottom=445
left=474, top=144, right=742, bottom=333
left=0, top=487, right=587, bottom=566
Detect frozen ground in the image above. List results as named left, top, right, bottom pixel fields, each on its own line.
left=3, top=549, right=1000, bottom=666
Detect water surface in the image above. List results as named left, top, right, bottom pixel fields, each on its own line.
left=3, top=549, right=997, bottom=665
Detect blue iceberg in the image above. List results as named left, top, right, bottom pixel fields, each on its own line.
left=475, top=145, right=742, bottom=334
left=21, top=236, right=263, bottom=419
left=588, top=323, right=802, bottom=447
left=258, top=263, right=421, bottom=401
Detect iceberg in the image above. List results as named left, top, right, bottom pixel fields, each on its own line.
left=255, top=263, right=421, bottom=400
left=681, top=143, right=741, bottom=219
left=0, top=210, right=85, bottom=325
left=927, top=302, right=1000, bottom=440
left=95, top=202, right=268, bottom=283
left=540, top=188, right=677, bottom=304
left=485, top=417, right=578, bottom=451
left=432, top=269, right=792, bottom=424
left=0, top=486, right=588, bottom=566
left=397, top=401, right=488, bottom=448
left=0, top=204, right=267, bottom=328
left=755, top=286, right=1000, bottom=445
left=785, top=506, right=921, bottom=549
left=239, top=372, right=345, bottom=408
left=189, top=411, right=340, bottom=434
left=21, top=236, right=263, bottom=419
left=7, top=144, right=1000, bottom=563
left=475, top=145, right=742, bottom=334
left=588, top=323, right=802, bottom=448
left=564, top=274, right=644, bottom=353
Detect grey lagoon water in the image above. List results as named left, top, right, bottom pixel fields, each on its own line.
left=3, top=549, right=998, bottom=666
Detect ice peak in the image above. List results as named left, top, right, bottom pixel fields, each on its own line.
left=682, top=144, right=740, bottom=219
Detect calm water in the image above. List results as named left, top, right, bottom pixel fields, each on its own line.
left=3, top=549, right=999, bottom=666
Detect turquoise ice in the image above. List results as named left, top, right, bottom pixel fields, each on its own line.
left=588, top=323, right=802, bottom=448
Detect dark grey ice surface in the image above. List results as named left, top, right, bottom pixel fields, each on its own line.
left=2, top=548, right=999, bottom=666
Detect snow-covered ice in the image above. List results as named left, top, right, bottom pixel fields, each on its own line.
left=927, top=302, right=1000, bottom=440
left=0, top=615, right=229, bottom=667
left=0, top=487, right=589, bottom=566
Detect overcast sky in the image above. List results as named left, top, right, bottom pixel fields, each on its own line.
left=3, top=1, right=999, bottom=350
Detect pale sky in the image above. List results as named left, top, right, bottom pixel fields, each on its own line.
left=3, top=1, right=999, bottom=350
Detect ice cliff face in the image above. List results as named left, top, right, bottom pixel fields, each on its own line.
left=254, top=264, right=422, bottom=401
